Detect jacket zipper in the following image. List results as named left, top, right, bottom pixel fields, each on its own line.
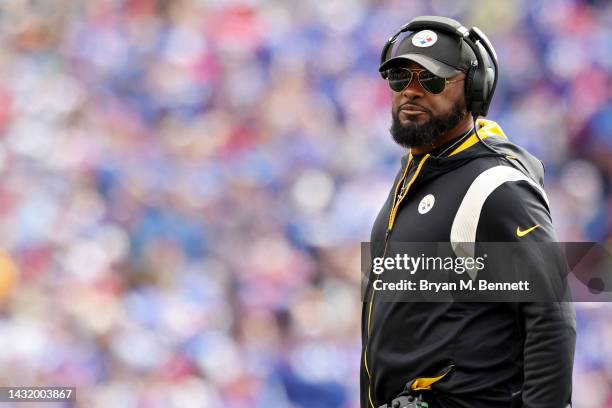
left=364, top=154, right=430, bottom=407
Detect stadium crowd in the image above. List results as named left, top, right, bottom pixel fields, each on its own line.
left=0, top=0, right=610, bottom=407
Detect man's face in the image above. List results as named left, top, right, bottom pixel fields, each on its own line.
left=389, top=61, right=468, bottom=149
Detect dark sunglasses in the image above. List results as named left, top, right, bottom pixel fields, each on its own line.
left=385, top=68, right=464, bottom=95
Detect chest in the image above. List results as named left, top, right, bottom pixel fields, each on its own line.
left=372, top=167, right=479, bottom=244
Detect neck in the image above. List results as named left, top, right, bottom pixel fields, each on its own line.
left=410, top=116, right=475, bottom=156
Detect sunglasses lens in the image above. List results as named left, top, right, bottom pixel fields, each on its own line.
left=387, top=69, right=449, bottom=94
left=387, top=69, right=412, bottom=92
left=419, top=74, right=447, bottom=94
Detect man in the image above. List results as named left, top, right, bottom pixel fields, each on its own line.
left=361, top=17, right=576, bottom=408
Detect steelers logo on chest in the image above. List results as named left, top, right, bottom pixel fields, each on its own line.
left=418, top=194, right=435, bottom=214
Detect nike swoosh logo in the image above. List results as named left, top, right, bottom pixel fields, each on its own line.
left=516, top=224, right=540, bottom=237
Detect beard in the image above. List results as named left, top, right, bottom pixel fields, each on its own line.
left=390, top=98, right=468, bottom=149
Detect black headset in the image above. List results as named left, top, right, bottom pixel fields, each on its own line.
left=379, top=16, right=499, bottom=119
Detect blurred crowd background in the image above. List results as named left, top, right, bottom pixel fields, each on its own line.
left=0, top=0, right=610, bottom=407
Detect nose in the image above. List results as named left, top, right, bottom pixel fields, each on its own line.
left=401, top=73, right=425, bottom=99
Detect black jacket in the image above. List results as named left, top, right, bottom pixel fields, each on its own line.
left=361, top=119, right=576, bottom=408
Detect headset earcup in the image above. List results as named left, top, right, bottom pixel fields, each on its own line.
left=471, top=41, right=496, bottom=117
left=464, top=63, right=477, bottom=114
left=478, top=42, right=495, bottom=116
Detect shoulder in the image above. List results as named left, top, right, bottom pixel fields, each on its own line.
left=451, top=164, right=556, bottom=242
left=477, top=180, right=555, bottom=241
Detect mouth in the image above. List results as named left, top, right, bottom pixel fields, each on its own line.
left=399, top=103, right=427, bottom=116
left=400, top=109, right=426, bottom=115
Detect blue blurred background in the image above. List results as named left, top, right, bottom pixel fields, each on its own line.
left=0, top=0, right=610, bottom=407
